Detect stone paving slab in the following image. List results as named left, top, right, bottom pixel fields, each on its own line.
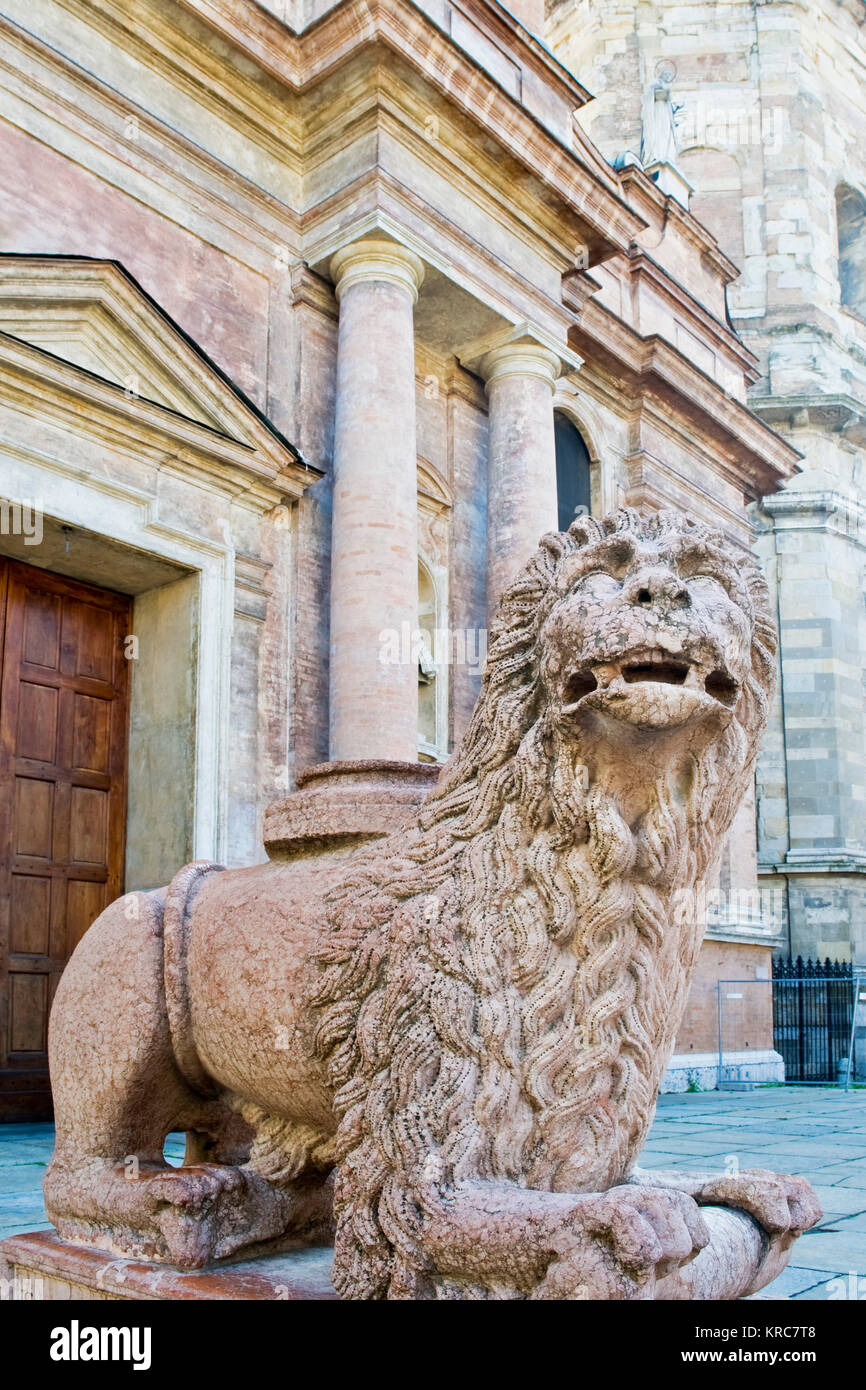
left=748, top=1265, right=838, bottom=1300
left=0, top=1088, right=863, bottom=1298
left=809, top=1185, right=866, bottom=1216
left=788, top=1229, right=866, bottom=1274
left=0, top=1165, right=49, bottom=1194
left=794, top=1163, right=866, bottom=1186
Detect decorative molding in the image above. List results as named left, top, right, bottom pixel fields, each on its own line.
left=457, top=320, right=582, bottom=382
left=416, top=456, right=454, bottom=515
left=0, top=256, right=319, bottom=505
left=759, top=488, right=866, bottom=551
left=570, top=299, right=802, bottom=496
left=479, top=343, right=561, bottom=391
left=761, top=850, right=866, bottom=877
left=749, top=393, right=866, bottom=444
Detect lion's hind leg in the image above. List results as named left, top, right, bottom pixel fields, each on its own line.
left=43, top=890, right=327, bottom=1267
left=44, top=887, right=226, bottom=1263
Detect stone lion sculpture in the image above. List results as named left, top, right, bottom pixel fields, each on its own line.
left=45, top=508, right=820, bottom=1299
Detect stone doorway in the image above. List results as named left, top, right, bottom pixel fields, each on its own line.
left=0, top=559, right=131, bottom=1120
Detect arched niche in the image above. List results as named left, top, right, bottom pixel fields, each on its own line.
left=677, top=147, right=745, bottom=271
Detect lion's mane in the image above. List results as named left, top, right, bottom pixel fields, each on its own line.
left=312, top=508, right=776, bottom=1299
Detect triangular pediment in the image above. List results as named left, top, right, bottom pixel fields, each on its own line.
left=0, top=256, right=316, bottom=496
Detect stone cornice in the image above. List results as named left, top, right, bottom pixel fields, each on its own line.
left=749, top=393, right=866, bottom=445
left=758, top=488, right=866, bottom=551
left=617, top=166, right=742, bottom=287
left=0, top=11, right=302, bottom=263
left=704, top=924, right=787, bottom=949
left=183, top=0, right=596, bottom=114
left=760, top=851, right=866, bottom=877
left=569, top=300, right=801, bottom=496
left=626, top=250, right=761, bottom=383
left=91, top=0, right=645, bottom=258
left=0, top=333, right=304, bottom=508
left=47, top=0, right=305, bottom=161
left=0, top=1, right=646, bottom=281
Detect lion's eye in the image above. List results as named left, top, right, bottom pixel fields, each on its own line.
left=686, top=573, right=728, bottom=596
left=577, top=570, right=622, bottom=595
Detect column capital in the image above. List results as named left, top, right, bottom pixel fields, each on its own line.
left=330, top=239, right=425, bottom=305
left=458, top=321, right=581, bottom=390
left=479, top=341, right=561, bottom=393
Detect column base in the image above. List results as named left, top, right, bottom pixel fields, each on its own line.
left=263, top=759, right=440, bottom=856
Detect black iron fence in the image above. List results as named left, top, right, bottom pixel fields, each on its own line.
left=772, top=957, right=855, bottom=1084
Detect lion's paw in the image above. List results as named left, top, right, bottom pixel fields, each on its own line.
left=532, top=1185, right=709, bottom=1300
left=144, top=1163, right=253, bottom=1267
left=692, top=1170, right=822, bottom=1237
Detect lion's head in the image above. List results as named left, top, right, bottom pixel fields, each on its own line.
left=425, top=507, right=774, bottom=835
left=315, top=508, right=776, bottom=1299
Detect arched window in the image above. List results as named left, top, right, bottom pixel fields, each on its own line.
left=555, top=412, right=592, bottom=532
left=836, top=184, right=866, bottom=321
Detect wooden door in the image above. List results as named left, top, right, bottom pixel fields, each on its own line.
left=0, top=559, right=131, bottom=1119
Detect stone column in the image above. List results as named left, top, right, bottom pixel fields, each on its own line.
left=481, top=341, right=560, bottom=618
left=328, top=240, right=424, bottom=763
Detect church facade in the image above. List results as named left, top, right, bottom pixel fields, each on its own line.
left=549, top=0, right=866, bottom=970
left=0, top=0, right=800, bottom=1116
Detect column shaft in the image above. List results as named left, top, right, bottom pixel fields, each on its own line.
left=328, top=242, right=423, bottom=762
left=483, top=344, right=559, bottom=618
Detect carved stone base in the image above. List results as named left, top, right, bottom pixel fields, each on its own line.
left=263, top=760, right=440, bottom=856
left=0, top=1209, right=793, bottom=1301
left=0, top=1231, right=336, bottom=1301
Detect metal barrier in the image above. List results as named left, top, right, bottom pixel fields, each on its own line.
left=772, top=958, right=854, bottom=1085
left=716, top=965, right=865, bottom=1089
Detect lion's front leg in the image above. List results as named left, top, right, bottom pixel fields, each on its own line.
left=415, top=1181, right=709, bottom=1300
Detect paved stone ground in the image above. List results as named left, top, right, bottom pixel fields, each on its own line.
left=640, top=1085, right=866, bottom=1299
left=1, top=1086, right=863, bottom=1299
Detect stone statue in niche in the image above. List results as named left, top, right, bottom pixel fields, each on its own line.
left=44, top=509, right=819, bottom=1299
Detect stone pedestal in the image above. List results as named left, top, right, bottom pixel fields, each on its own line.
left=263, top=759, right=440, bottom=855
left=0, top=1230, right=336, bottom=1301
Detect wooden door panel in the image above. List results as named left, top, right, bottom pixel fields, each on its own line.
left=68, top=786, right=110, bottom=865
left=13, top=778, right=54, bottom=859
left=72, top=693, right=112, bottom=774
left=0, top=559, right=130, bottom=1119
left=66, top=880, right=108, bottom=956
left=16, top=682, right=59, bottom=762
left=21, top=588, right=61, bottom=670
left=9, top=874, right=51, bottom=955
left=9, top=973, right=47, bottom=1054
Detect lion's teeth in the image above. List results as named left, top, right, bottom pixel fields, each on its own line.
left=591, top=663, right=618, bottom=688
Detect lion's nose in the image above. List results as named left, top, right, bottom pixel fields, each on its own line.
left=625, top=568, right=690, bottom=609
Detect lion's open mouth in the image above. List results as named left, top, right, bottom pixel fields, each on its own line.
left=561, top=648, right=739, bottom=715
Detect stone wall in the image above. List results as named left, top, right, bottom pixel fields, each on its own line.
left=547, top=0, right=866, bottom=969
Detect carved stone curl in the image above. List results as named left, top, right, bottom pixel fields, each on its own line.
left=44, top=508, right=820, bottom=1298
